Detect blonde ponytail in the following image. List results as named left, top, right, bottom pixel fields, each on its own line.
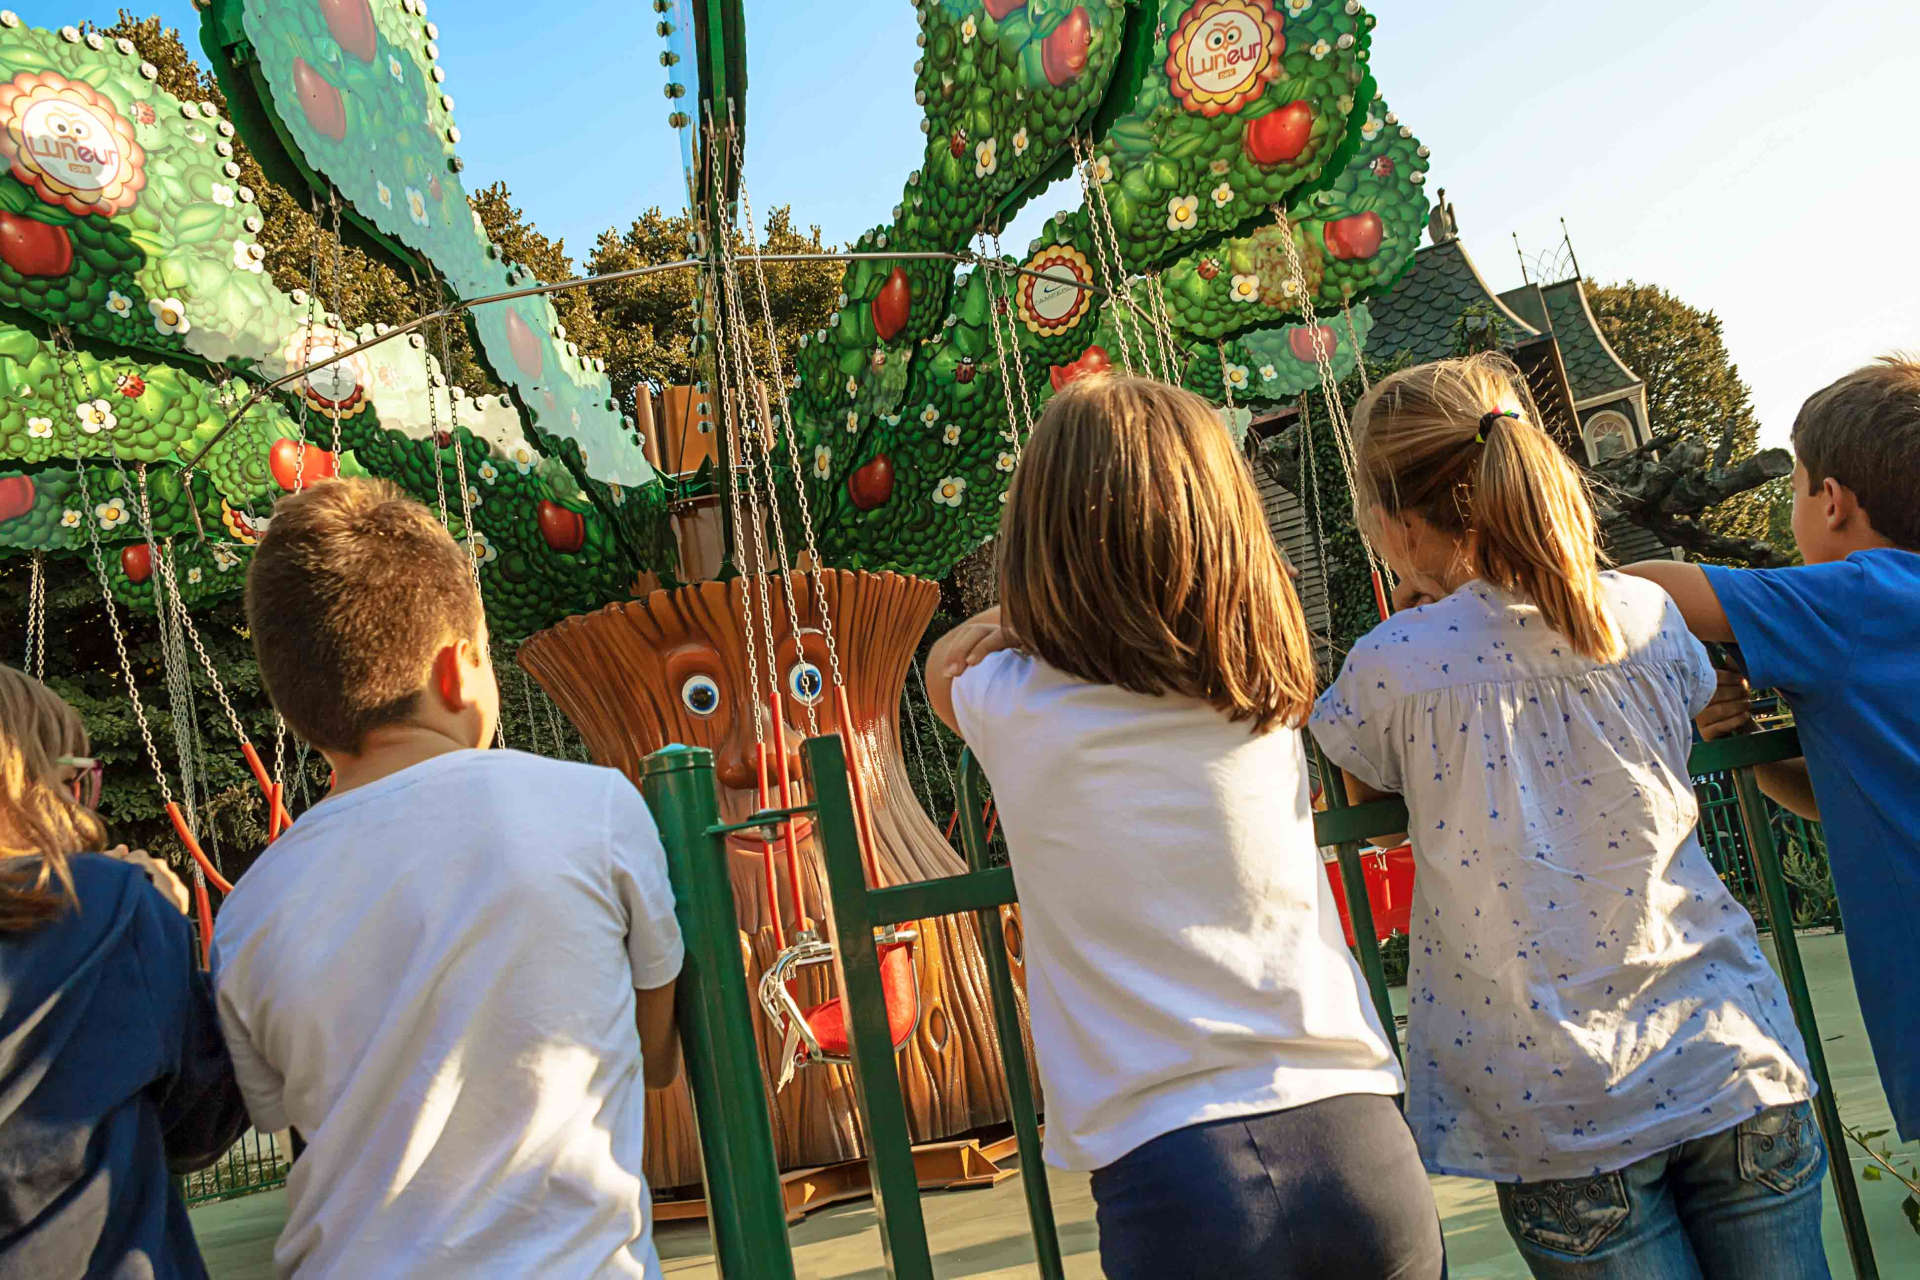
left=1351, top=353, right=1624, bottom=663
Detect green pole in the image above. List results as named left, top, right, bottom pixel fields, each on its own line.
left=1732, top=768, right=1877, bottom=1279
left=1311, top=741, right=1402, bottom=1068
left=805, top=735, right=936, bottom=1280
left=640, top=745, right=796, bottom=1280
left=956, top=752, right=1064, bottom=1280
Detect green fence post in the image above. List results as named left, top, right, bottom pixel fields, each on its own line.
left=956, top=751, right=1065, bottom=1280
left=805, top=735, right=936, bottom=1280
left=1732, top=767, right=1878, bottom=1279
left=640, top=745, right=797, bottom=1280
left=1311, top=741, right=1402, bottom=1068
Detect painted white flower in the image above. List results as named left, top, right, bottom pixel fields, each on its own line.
left=105, top=291, right=132, bottom=317
left=1211, top=181, right=1235, bottom=209
left=60, top=509, right=81, bottom=529
left=609, top=484, right=627, bottom=507
left=1259, top=363, right=1278, bottom=382
left=942, top=423, right=962, bottom=446
left=1286, top=0, right=1312, bottom=14
left=883, top=412, right=902, bottom=428
left=845, top=408, right=861, bottom=433
left=998, top=490, right=1008, bottom=505
left=1224, top=362, right=1250, bottom=390
left=509, top=444, right=536, bottom=475
left=464, top=485, right=482, bottom=509
left=26, top=416, right=52, bottom=439
left=232, top=240, right=265, bottom=272
left=1230, top=273, right=1260, bottom=303
left=406, top=186, right=429, bottom=226
left=466, top=532, right=498, bottom=565
left=210, top=182, right=235, bottom=207
left=76, top=399, right=117, bottom=434
left=1013, top=127, right=1029, bottom=157
left=932, top=475, right=967, bottom=507
left=1310, top=38, right=1332, bottom=60
left=995, top=451, right=1016, bottom=473
left=1166, top=194, right=1199, bottom=233
left=149, top=297, right=190, bottom=336
left=377, top=180, right=393, bottom=208
left=477, top=460, right=499, bottom=484
left=186, top=566, right=203, bottom=585
left=813, top=444, right=833, bottom=478
left=1361, top=115, right=1383, bottom=142
left=1091, top=154, right=1113, bottom=184
left=845, top=375, right=859, bottom=398
left=920, top=403, right=940, bottom=427
left=974, top=137, right=998, bottom=179
left=389, top=55, right=404, bottom=82
left=211, top=545, right=241, bottom=571
left=961, top=13, right=976, bottom=42
left=94, top=500, right=129, bottom=530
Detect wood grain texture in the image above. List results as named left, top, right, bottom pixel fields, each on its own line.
left=519, top=570, right=1036, bottom=1190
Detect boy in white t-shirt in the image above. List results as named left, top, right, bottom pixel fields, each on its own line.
left=214, top=478, right=683, bottom=1278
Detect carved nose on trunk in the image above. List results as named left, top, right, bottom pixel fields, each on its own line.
left=717, top=740, right=805, bottom=794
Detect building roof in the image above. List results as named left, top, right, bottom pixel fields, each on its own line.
left=1536, top=280, right=1643, bottom=405
left=1366, top=239, right=1541, bottom=367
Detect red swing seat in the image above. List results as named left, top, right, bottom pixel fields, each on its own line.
left=798, top=939, right=919, bottom=1057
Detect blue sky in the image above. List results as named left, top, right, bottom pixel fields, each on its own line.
left=41, top=0, right=1920, bottom=447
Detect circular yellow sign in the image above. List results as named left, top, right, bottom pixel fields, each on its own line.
left=1018, top=245, right=1094, bottom=337
left=1165, top=0, right=1285, bottom=118
left=0, top=73, right=145, bottom=217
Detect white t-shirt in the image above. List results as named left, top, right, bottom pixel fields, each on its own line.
left=953, top=651, right=1403, bottom=1172
left=212, top=750, right=683, bottom=1278
left=1310, top=576, right=1813, bottom=1182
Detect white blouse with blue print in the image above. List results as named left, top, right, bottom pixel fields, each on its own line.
left=1310, top=574, right=1814, bottom=1183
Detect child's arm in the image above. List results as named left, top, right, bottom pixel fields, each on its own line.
left=928, top=606, right=1017, bottom=736
left=1618, top=561, right=1735, bottom=643
left=1696, top=670, right=1821, bottom=821
left=636, top=981, right=681, bottom=1090
left=1340, top=770, right=1407, bottom=849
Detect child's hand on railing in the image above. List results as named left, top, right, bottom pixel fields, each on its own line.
left=102, top=844, right=192, bottom=916
left=941, top=607, right=1021, bottom=677
left=1696, top=669, right=1757, bottom=740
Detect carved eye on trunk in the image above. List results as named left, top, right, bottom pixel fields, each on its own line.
left=681, top=673, right=721, bottom=717
left=786, top=660, right=824, bottom=707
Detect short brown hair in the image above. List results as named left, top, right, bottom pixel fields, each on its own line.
left=997, top=375, right=1316, bottom=733
left=1792, top=355, right=1920, bottom=550
left=246, top=478, right=481, bottom=753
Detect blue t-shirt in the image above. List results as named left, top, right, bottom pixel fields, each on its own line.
left=1703, top=549, right=1920, bottom=1140
left=0, top=855, right=248, bottom=1278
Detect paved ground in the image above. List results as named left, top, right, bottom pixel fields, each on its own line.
left=193, top=933, right=1919, bottom=1278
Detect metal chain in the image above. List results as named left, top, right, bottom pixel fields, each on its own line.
left=724, top=124, right=848, bottom=700
left=1146, top=274, right=1186, bottom=385
left=980, top=240, right=1031, bottom=468
left=1218, top=340, right=1237, bottom=410
left=987, top=235, right=1038, bottom=446
left=24, top=553, right=44, bottom=679
left=1070, top=134, right=1144, bottom=375
left=1341, top=293, right=1371, bottom=394
left=154, top=536, right=204, bottom=844
left=517, top=666, right=545, bottom=757
left=911, top=658, right=959, bottom=803
left=325, top=197, right=347, bottom=458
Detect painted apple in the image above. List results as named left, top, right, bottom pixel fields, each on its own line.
left=1042, top=7, right=1092, bottom=87
left=1245, top=101, right=1313, bottom=167
left=538, top=500, right=585, bottom=554
left=0, top=213, right=73, bottom=277
left=320, top=0, right=377, bottom=62
left=0, top=475, right=34, bottom=523
left=1323, top=212, right=1384, bottom=261
left=121, top=543, right=151, bottom=584
left=292, top=58, right=347, bottom=142
left=871, top=267, right=911, bottom=343
left=504, top=309, right=544, bottom=380
left=1049, top=344, right=1110, bottom=392
left=268, top=438, right=340, bottom=491
left=984, top=0, right=1026, bottom=17
left=1288, top=325, right=1337, bottom=363
left=847, top=453, right=894, bottom=510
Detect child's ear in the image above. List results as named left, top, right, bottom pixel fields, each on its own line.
left=1822, top=476, right=1859, bottom=533
left=431, top=643, right=465, bottom=710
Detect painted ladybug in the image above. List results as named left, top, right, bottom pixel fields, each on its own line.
left=115, top=373, right=146, bottom=398
left=1371, top=156, right=1396, bottom=179
left=1197, top=258, right=1221, bottom=281
left=955, top=357, right=977, bottom=385
left=948, top=128, right=967, bottom=159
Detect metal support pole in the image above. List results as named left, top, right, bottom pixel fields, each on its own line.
left=1733, top=767, right=1877, bottom=1279
left=805, top=735, right=936, bottom=1280
left=957, top=752, right=1064, bottom=1280
left=1312, top=741, right=1402, bottom=1068
left=640, top=745, right=796, bottom=1280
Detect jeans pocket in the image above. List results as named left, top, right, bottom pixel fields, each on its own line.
left=1737, top=1102, right=1825, bottom=1195
left=1498, top=1172, right=1631, bottom=1256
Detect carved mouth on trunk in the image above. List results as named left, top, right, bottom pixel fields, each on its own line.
left=726, top=815, right=815, bottom=854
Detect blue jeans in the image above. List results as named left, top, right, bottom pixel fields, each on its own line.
left=1496, top=1102, right=1829, bottom=1279
left=1089, top=1092, right=1445, bottom=1279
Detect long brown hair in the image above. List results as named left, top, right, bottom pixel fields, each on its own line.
left=0, top=666, right=106, bottom=931
left=1351, top=352, right=1624, bottom=662
left=997, top=375, right=1316, bottom=732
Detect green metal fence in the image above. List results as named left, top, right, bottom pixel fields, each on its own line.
left=180, top=1128, right=289, bottom=1206
left=638, top=726, right=1884, bottom=1278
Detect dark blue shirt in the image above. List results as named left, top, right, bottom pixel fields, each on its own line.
left=0, top=855, right=248, bottom=1278
left=1704, top=549, right=1920, bottom=1140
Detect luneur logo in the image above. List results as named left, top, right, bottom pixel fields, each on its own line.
left=1165, top=0, right=1285, bottom=118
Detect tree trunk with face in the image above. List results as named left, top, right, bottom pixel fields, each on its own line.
left=519, top=569, right=1033, bottom=1189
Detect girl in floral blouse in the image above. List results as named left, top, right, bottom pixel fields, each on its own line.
left=1311, top=353, right=1828, bottom=1279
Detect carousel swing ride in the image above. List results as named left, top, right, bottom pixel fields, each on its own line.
left=0, top=0, right=1429, bottom=1200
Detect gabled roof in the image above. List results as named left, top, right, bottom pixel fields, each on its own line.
left=1366, top=239, right=1541, bottom=367
left=1537, top=280, right=1643, bottom=405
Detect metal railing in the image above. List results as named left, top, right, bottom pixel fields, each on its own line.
left=180, top=1128, right=289, bottom=1206
left=639, top=726, right=1882, bottom=1278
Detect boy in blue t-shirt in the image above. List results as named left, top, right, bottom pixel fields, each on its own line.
left=1625, top=355, right=1920, bottom=1142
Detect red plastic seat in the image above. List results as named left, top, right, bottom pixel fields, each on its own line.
left=1324, top=843, right=1416, bottom=945
left=799, top=940, right=918, bottom=1057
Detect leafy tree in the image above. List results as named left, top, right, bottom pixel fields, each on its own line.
left=1588, top=281, right=1772, bottom=544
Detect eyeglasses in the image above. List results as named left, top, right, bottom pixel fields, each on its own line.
left=55, top=756, right=102, bottom=810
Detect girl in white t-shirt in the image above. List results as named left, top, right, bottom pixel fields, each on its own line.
left=1311, top=353, right=1826, bottom=1279
left=930, top=375, right=1441, bottom=1280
